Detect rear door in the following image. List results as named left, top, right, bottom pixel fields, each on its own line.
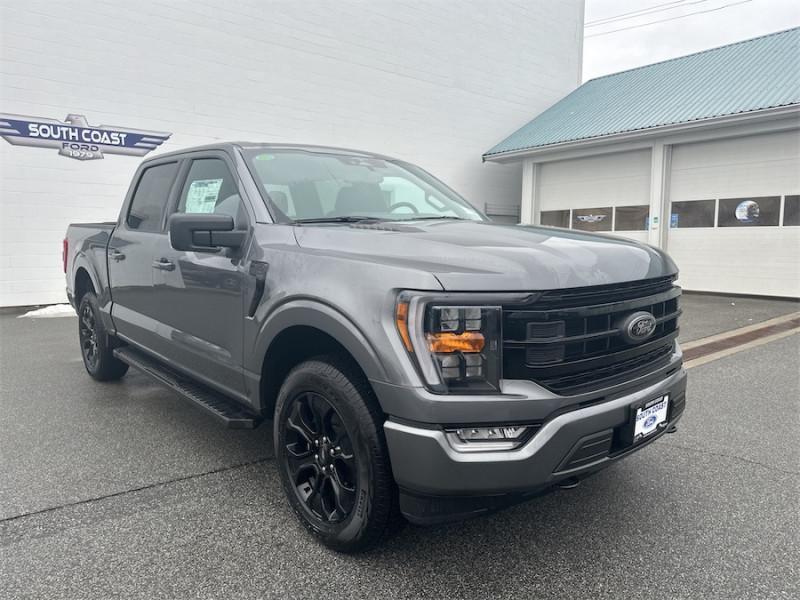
left=150, top=154, right=251, bottom=397
left=108, top=159, right=181, bottom=351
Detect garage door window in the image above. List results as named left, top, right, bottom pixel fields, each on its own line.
left=540, top=210, right=570, bottom=228
left=572, top=207, right=612, bottom=232
left=614, top=205, right=649, bottom=231
left=783, top=195, right=799, bottom=226
left=670, top=200, right=714, bottom=228
left=718, top=197, right=780, bottom=227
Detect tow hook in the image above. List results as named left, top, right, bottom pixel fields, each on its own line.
left=666, top=424, right=678, bottom=434
left=558, top=477, right=580, bottom=490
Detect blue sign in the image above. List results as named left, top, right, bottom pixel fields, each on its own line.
left=671, top=213, right=679, bottom=228
left=0, top=113, right=171, bottom=161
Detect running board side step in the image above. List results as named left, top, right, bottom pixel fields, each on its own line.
left=113, top=347, right=261, bottom=429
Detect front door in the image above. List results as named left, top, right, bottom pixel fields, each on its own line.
left=151, top=156, right=250, bottom=397
left=108, top=160, right=180, bottom=352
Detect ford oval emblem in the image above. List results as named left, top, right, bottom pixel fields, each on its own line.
left=644, top=415, right=657, bottom=428
left=620, top=311, right=657, bottom=344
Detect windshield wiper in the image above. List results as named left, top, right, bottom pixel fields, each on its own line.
left=293, top=216, right=380, bottom=224
left=397, top=216, right=466, bottom=221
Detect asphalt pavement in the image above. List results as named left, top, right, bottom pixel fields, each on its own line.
left=1, top=300, right=798, bottom=599
left=678, top=292, right=798, bottom=342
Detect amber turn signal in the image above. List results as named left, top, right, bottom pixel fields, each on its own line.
left=427, top=331, right=485, bottom=353
left=395, top=301, right=414, bottom=352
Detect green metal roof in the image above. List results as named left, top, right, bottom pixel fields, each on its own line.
left=484, top=27, right=800, bottom=159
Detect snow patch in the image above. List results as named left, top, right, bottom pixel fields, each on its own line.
left=19, top=304, right=76, bottom=318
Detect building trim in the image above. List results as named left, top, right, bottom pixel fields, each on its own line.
left=483, top=104, right=800, bottom=164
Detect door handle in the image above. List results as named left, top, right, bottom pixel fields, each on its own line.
left=152, top=258, right=176, bottom=272
left=108, top=249, right=125, bottom=261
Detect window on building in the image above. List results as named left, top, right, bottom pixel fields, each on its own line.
left=670, top=200, right=715, bottom=228
left=572, top=207, right=612, bottom=232
left=540, top=210, right=570, bottom=228
left=614, top=205, right=649, bottom=231
left=783, top=195, right=800, bottom=226
left=126, top=162, right=179, bottom=231
left=718, top=196, right=780, bottom=227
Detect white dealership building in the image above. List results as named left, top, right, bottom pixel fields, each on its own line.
left=0, top=0, right=585, bottom=307
left=485, top=28, right=800, bottom=298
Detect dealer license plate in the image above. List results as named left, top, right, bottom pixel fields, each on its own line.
left=633, top=395, right=669, bottom=443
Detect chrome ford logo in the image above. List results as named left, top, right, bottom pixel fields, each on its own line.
left=620, top=311, right=657, bottom=344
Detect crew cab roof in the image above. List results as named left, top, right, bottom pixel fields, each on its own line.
left=142, top=141, right=400, bottom=164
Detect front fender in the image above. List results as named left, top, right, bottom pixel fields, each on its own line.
left=249, top=298, right=389, bottom=385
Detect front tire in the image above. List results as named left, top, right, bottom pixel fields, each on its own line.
left=274, top=356, right=403, bottom=553
left=77, top=292, right=128, bottom=381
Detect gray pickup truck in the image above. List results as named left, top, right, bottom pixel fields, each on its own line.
left=65, top=142, right=686, bottom=552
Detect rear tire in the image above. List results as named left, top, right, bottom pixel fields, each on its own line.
left=78, top=292, right=128, bottom=381
left=274, top=356, right=403, bottom=553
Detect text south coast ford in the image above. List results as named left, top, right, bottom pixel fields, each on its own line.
left=0, top=113, right=171, bottom=160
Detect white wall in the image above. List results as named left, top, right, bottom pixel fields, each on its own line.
left=0, top=0, right=585, bottom=306
left=668, top=131, right=800, bottom=297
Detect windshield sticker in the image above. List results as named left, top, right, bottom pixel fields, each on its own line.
left=336, top=156, right=387, bottom=169
left=255, top=153, right=275, bottom=161
left=185, top=179, right=223, bottom=213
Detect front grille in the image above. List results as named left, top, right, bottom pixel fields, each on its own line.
left=502, top=276, right=680, bottom=395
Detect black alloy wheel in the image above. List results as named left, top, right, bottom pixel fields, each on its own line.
left=274, top=357, right=403, bottom=552
left=284, top=392, right=358, bottom=523
left=76, top=291, right=129, bottom=381
left=79, top=301, right=99, bottom=370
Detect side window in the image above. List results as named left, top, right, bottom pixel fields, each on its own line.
left=176, top=158, right=247, bottom=229
left=126, top=162, right=178, bottom=231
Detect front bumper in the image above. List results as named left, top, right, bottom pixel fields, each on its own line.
left=383, top=365, right=686, bottom=524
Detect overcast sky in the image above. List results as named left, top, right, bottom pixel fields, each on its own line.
left=582, top=0, right=800, bottom=81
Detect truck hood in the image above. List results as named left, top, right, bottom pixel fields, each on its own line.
left=293, top=220, right=677, bottom=291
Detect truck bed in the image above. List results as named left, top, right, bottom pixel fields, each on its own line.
left=64, top=221, right=117, bottom=306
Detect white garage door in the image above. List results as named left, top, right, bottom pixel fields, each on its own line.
left=668, top=130, right=800, bottom=297
left=538, top=149, right=652, bottom=244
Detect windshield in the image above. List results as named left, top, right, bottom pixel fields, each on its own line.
left=243, top=149, right=485, bottom=223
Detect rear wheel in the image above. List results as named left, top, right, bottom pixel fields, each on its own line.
left=78, top=292, right=128, bottom=381
left=274, top=356, right=403, bottom=552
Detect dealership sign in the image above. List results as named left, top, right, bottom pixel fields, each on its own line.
left=0, top=113, right=171, bottom=160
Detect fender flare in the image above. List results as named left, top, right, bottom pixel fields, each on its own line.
left=251, top=298, right=388, bottom=384
left=71, top=254, right=115, bottom=331
left=72, top=254, right=102, bottom=298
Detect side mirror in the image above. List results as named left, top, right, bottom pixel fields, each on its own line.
left=168, top=213, right=246, bottom=252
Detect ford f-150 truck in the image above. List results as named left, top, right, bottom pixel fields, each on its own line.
left=65, top=143, right=686, bottom=552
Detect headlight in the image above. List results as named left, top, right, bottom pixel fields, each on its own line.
left=395, top=293, right=502, bottom=393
